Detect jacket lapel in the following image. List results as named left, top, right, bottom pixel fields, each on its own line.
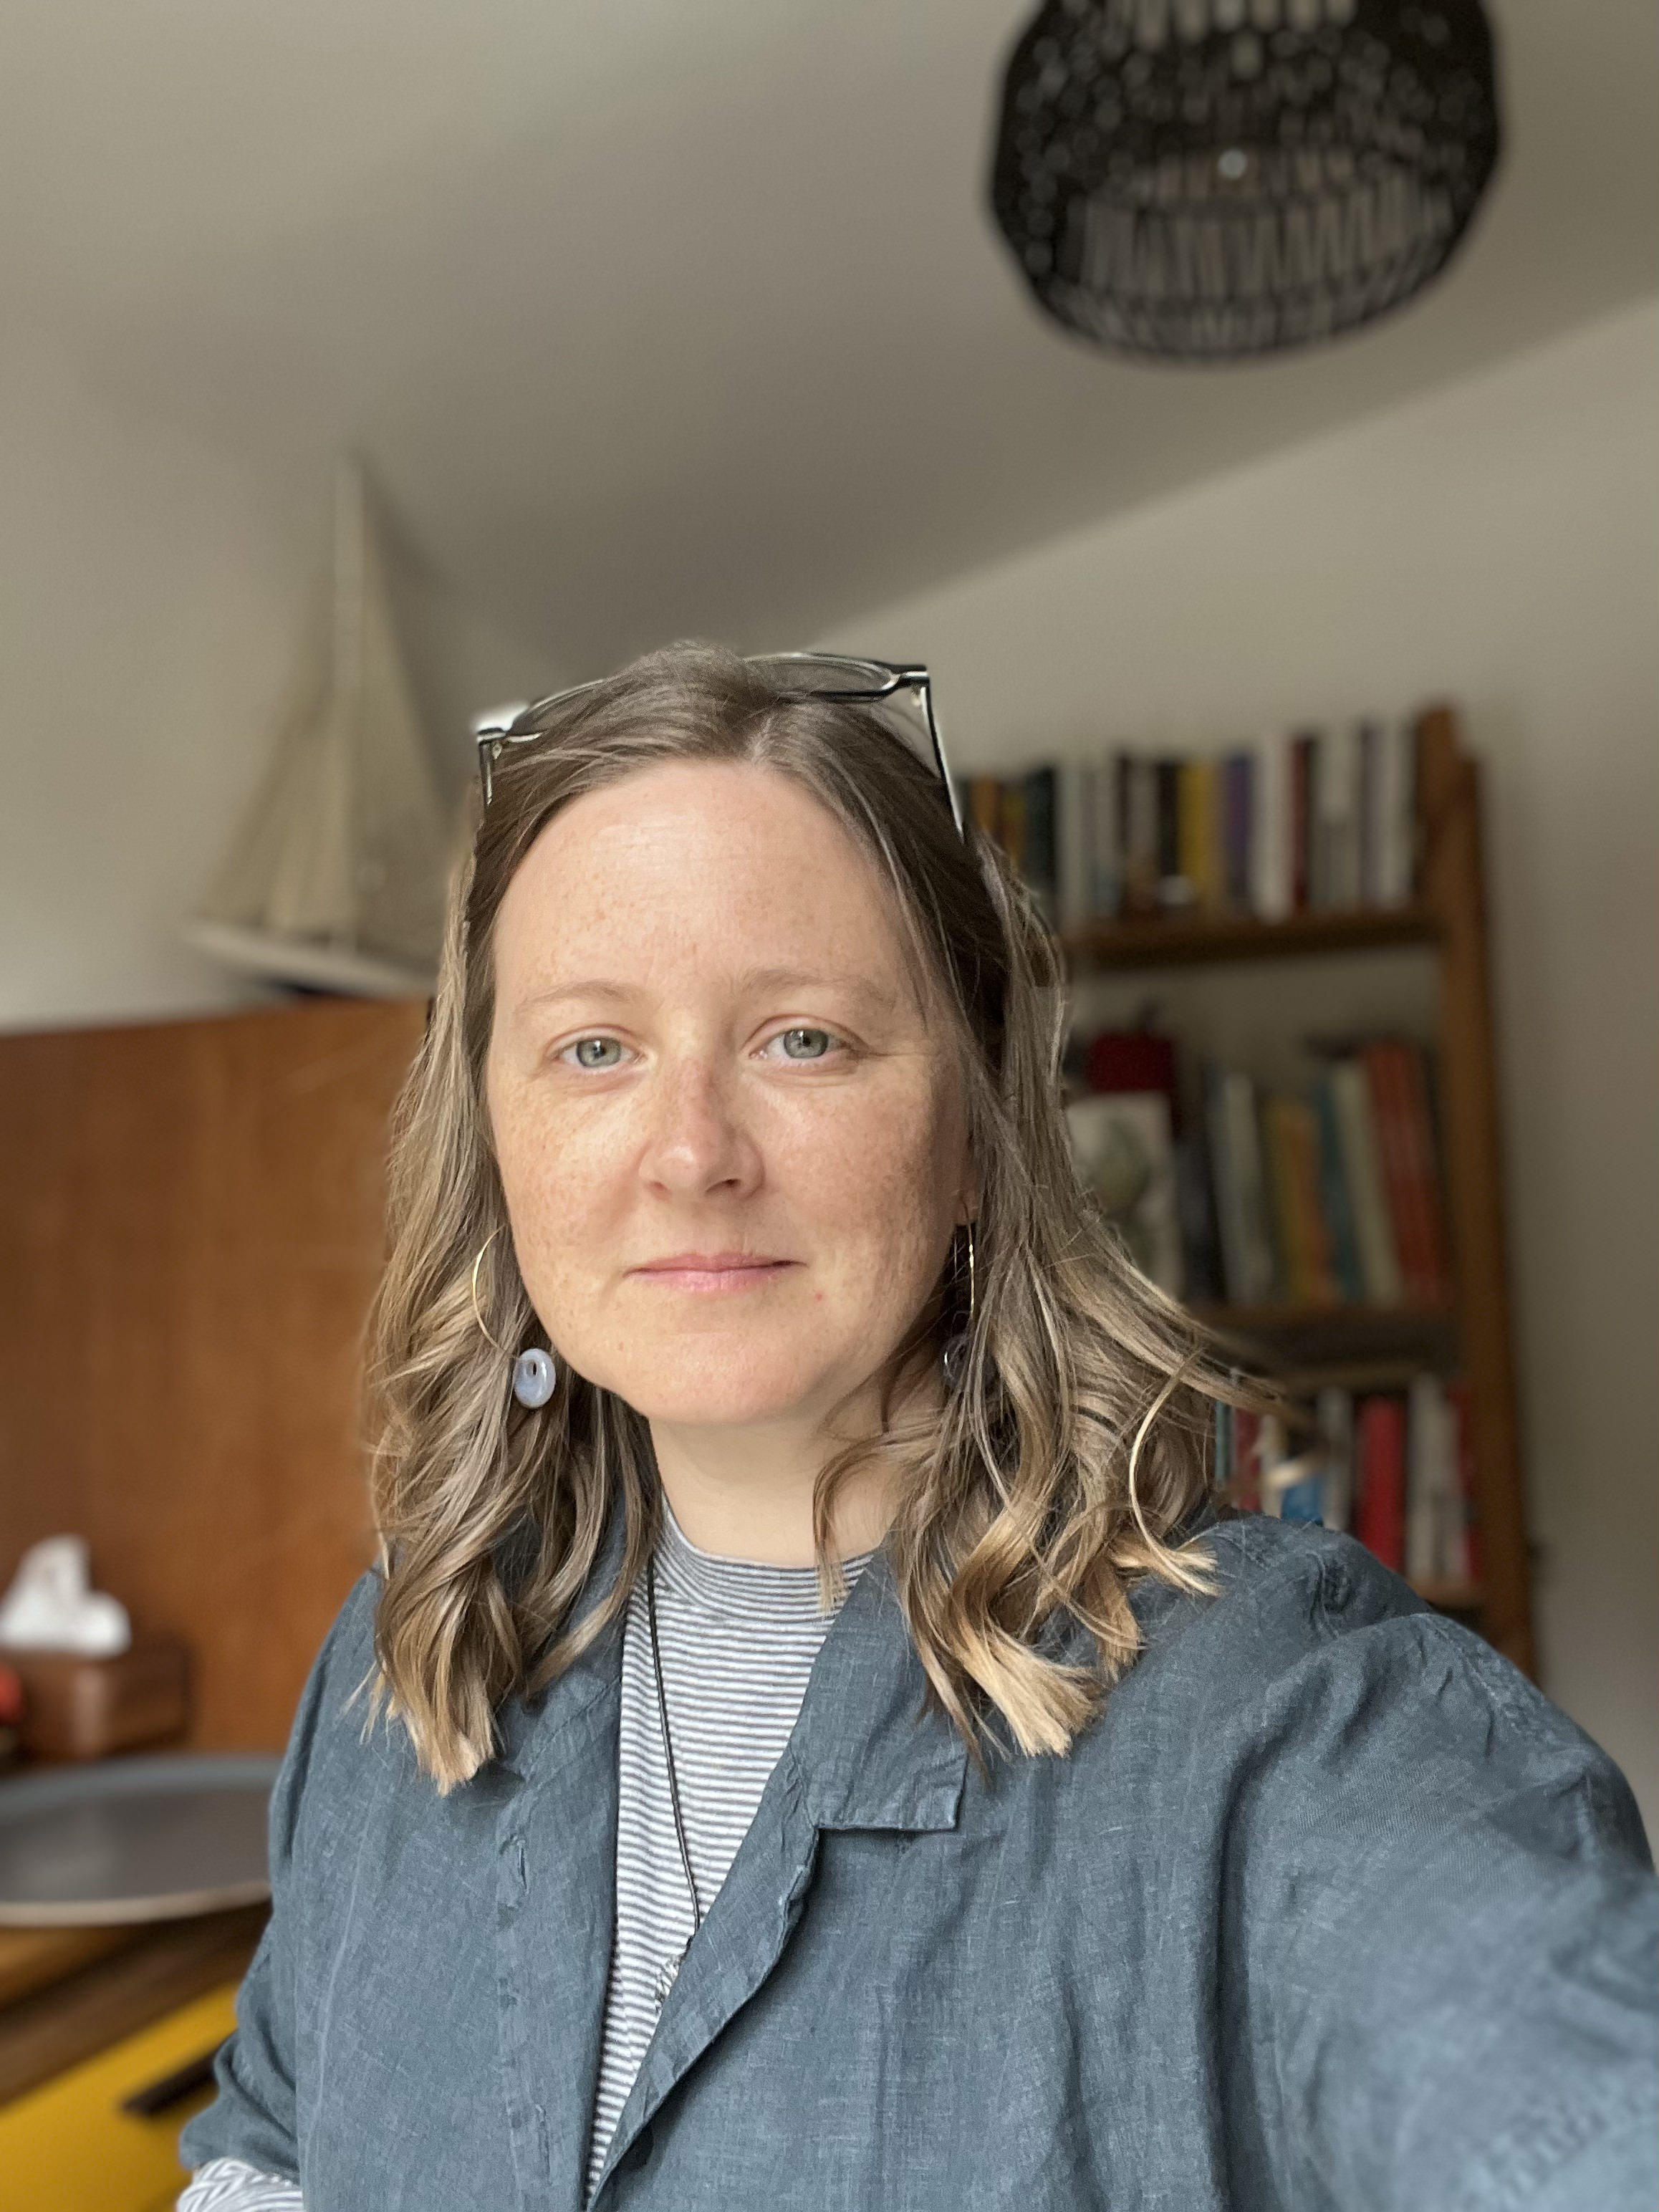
left=587, top=1551, right=968, bottom=2195
left=491, top=1527, right=627, bottom=2210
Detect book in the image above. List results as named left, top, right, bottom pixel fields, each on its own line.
left=1405, top=1373, right=1457, bottom=1585
left=1372, top=718, right=1418, bottom=907
left=1231, top=1406, right=1262, bottom=1512
left=1206, top=1067, right=1277, bottom=1304
left=1313, top=721, right=1361, bottom=910
left=1022, top=766, right=1058, bottom=924
left=1290, top=731, right=1317, bottom=912
left=1179, top=759, right=1221, bottom=910
left=1221, top=751, right=1253, bottom=909
left=1090, top=758, right=1120, bottom=917
left=1154, top=758, right=1187, bottom=907
left=1261, top=1092, right=1340, bottom=1306
left=1361, top=1040, right=1451, bottom=1304
left=1328, top=1059, right=1403, bottom=1303
left=968, top=776, right=1001, bottom=845
left=1250, top=734, right=1292, bottom=920
left=1311, top=1074, right=1366, bottom=1302
left=1120, top=755, right=1159, bottom=915
left=1355, top=1395, right=1408, bottom=1570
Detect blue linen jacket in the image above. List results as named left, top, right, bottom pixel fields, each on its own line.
left=182, top=1514, right=1658, bottom=2209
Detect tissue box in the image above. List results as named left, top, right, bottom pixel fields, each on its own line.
left=5, top=1638, right=191, bottom=1762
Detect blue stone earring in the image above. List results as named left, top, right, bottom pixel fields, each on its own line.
left=511, top=1347, right=556, bottom=1408
left=470, top=1231, right=558, bottom=1410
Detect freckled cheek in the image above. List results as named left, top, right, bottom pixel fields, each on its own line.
left=779, top=1098, right=953, bottom=1294
left=492, top=1098, right=628, bottom=1307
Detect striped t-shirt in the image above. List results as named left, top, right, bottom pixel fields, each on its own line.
left=179, top=1510, right=863, bottom=2212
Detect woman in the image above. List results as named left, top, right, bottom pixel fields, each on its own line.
left=182, top=645, right=1656, bottom=2211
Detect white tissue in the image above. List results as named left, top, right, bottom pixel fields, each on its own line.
left=0, top=1536, right=131, bottom=1656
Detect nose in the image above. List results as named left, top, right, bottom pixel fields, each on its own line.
left=638, top=1053, right=762, bottom=1202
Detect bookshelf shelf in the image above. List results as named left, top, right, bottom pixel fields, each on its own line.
left=1060, top=711, right=1533, bottom=1678
left=1062, top=903, right=1441, bottom=971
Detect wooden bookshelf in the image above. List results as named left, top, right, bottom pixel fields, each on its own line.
left=1063, top=900, right=1442, bottom=970
left=1060, top=711, right=1534, bottom=1676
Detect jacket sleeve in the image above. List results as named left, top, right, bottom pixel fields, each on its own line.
left=178, top=1572, right=381, bottom=2184
left=1234, top=1552, right=1658, bottom=2211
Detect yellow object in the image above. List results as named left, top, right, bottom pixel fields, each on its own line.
left=0, top=1981, right=238, bottom=2212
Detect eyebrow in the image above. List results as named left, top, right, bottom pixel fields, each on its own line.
left=514, top=966, right=899, bottom=1019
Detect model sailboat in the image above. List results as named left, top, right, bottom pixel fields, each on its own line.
left=188, top=461, right=449, bottom=998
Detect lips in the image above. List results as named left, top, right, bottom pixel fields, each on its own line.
left=629, top=1252, right=795, bottom=1291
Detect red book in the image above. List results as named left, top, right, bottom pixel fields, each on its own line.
left=1231, top=1408, right=1261, bottom=1513
left=1392, top=1042, right=1451, bottom=1299
left=1355, top=1395, right=1407, bottom=1570
left=1360, top=1042, right=1443, bottom=1304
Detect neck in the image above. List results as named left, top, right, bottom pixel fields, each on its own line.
left=647, top=1388, right=909, bottom=1567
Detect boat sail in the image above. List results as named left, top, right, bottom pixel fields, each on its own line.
left=187, top=460, right=449, bottom=998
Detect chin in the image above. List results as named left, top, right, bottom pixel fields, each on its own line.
left=597, top=1347, right=834, bottom=1431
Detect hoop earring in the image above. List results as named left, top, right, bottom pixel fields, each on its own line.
left=471, top=1228, right=558, bottom=1410
left=942, top=1222, right=976, bottom=1392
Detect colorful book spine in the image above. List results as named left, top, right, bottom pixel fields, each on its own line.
left=1178, top=758, right=1221, bottom=910
left=1022, top=766, right=1057, bottom=925
left=1090, top=757, right=1120, bottom=917
left=1261, top=1094, right=1338, bottom=1307
left=1206, top=1067, right=1277, bottom=1305
left=1290, top=732, right=1317, bottom=913
left=1329, top=1059, right=1403, bottom=1304
left=1221, top=751, right=1253, bottom=909
left=1250, top=734, right=1292, bottom=920
left=1155, top=758, right=1186, bottom=906
left=1361, top=1040, right=1451, bottom=1305
left=1405, top=1372, right=1457, bottom=1585
left=1311, top=1074, right=1366, bottom=1302
left=1355, top=1395, right=1407, bottom=1571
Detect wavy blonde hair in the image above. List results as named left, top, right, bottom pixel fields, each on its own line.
left=367, top=642, right=1233, bottom=1791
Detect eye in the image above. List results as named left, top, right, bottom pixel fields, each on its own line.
left=562, top=1035, right=627, bottom=1070
left=765, top=1026, right=838, bottom=1062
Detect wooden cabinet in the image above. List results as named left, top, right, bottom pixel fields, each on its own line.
left=0, top=1981, right=239, bottom=2212
left=0, top=994, right=427, bottom=1754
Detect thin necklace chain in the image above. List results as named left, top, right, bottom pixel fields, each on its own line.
left=645, top=1553, right=702, bottom=2004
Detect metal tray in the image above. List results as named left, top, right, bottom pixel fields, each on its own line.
left=0, top=1752, right=280, bottom=1926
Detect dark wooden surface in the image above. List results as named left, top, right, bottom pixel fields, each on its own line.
left=1062, top=902, right=1441, bottom=970
left=0, top=1905, right=266, bottom=2106
left=1416, top=712, right=1534, bottom=1676
left=0, top=996, right=427, bottom=1755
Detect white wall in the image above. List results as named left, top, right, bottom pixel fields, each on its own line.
left=0, top=330, right=554, bottom=1031
left=841, top=297, right=1659, bottom=1840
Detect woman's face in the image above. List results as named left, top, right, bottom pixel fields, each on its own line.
left=486, top=759, right=971, bottom=1434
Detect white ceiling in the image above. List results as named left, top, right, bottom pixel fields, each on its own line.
left=5, top=0, right=1657, bottom=675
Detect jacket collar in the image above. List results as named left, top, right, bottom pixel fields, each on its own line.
left=493, top=1499, right=967, bottom=1833
left=787, top=1547, right=968, bottom=1834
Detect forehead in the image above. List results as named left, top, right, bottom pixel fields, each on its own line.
left=491, top=759, right=921, bottom=997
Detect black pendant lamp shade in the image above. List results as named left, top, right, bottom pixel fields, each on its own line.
left=990, top=0, right=1501, bottom=362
